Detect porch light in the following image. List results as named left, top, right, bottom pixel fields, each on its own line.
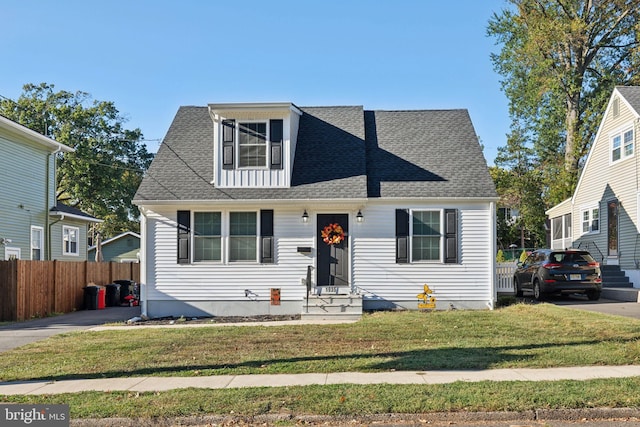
left=302, top=210, right=309, bottom=223
left=356, top=209, right=364, bottom=223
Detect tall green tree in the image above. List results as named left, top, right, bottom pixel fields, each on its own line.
left=488, top=0, right=640, bottom=205
left=0, top=83, right=154, bottom=237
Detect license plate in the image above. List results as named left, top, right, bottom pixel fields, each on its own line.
left=569, top=274, right=582, bottom=281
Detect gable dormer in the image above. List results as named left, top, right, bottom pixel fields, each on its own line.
left=208, top=103, right=302, bottom=188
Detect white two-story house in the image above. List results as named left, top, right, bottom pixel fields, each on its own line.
left=134, top=102, right=498, bottom=318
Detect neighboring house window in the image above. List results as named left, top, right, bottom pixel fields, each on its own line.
left=63, top=226, right=79, bottom=255
left=229, top=212, right=257, bottom=261
left=193, top=212, right=222, bottom=262
left=412, top=211, right=441, bottom=261
left=31, top=226, right=44, bottom=260
left=581, top=207, right=599, bottom=234
left=611, top=127, right=634, bottom=163
left=238, top=122, right=267, bottom=167
left=551, top=213, right=571, bottom=249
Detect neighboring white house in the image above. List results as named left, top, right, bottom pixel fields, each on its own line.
left=133, top=103, right=498, bottom=318
left=547, top=86, right=640, bottom=287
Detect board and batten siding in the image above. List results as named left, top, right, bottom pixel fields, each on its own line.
left=0, top=132, right=56, bottom=260
left=572, top=93, right=640, bottom=270
left=214, top=112, right=300, bottom=188
left=352, top=203, right=494, bottom=310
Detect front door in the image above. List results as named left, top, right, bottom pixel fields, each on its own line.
left=608, top=200, right=618, bottom=257
left=317, top=214, right=349, bottom=288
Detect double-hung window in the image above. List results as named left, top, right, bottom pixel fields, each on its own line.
left=238, top=122, right=267, bottom=167
left=611, top=127, right=634, bottom=163
left=229, top=212, right=257, bottom=261
left=193, top=212, right=221, bottom=262
left=31, top=226, right=43, bottom=260
left=412, top=211, right=441, bottom=261
left=581, top=207, right=599, bottom=234
left=63, top=226, right=79, bottom=256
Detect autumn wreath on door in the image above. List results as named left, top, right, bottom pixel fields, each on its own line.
left=321, top=223, right=345, bottom=245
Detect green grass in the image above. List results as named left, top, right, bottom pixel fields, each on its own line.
left=2, top=303, right=640, bottom=420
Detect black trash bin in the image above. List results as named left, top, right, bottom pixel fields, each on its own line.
left=105, top=283, right=121, bottom=307
left=83, top=285, right=99, bottom=310
left=114, top=279, right=134, bottom=304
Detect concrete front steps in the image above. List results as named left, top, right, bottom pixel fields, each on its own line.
left=301, top=293, right=362, bottom=321
left=601, top=264, right=640, bottom=302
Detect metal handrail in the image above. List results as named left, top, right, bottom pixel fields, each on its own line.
left=576, top=241, right=605, bottom=263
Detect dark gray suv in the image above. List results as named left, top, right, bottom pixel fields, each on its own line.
left=514, top=249, right=602, bottom=301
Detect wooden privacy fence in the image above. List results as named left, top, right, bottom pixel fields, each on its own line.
left=0, top=260, right=140, bottom=321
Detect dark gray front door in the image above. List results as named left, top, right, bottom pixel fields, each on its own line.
left=608, top=200, right=618, bottom=257
left=317, top=214, right=349, bottom=287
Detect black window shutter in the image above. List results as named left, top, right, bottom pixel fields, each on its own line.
left=260, top=209, right=274, bottom=263
left=177, top=210, right=191, bottom=264
left=444, top=209, right=458, bottom=264
left=222, top=119, right=235, bottom=170
left=395, top=209, right=409, bottom=263
left=269, top=119, right=283, bottom=169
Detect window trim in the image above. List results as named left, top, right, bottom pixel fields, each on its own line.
left=193, top=211, right=222, bottom=263
left=181, top=210, right=262, bottom=264
left=62, top=225, right=80, bottom=256
left=410, top=209, right=444, bottom=263
left=31, top=225, right=44, bottom=260
left=610, top=124, right=634, bottom=164
left=580, top=205, right=600, bottom=235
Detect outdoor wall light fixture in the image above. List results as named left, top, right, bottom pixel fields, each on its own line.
left=0, top=238, right=12, bottom=246
left=356, top=209, right=364, bottom=223
left=302, top=210, right=309, bottom=223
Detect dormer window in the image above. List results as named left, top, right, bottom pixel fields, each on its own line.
left=239, top=122, right=267, bottom=167
left=222, top=119, right=283, bottom=170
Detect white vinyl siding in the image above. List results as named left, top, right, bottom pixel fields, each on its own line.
left=143, top=203, right=493, bottom=310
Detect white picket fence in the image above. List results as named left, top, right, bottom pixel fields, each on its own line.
left=496, top=262, right=517, bottom=295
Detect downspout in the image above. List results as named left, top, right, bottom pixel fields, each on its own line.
left=46, top=147, right=62, bottom=260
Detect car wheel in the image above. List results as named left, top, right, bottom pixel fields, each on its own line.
left=587, top=291, right=601, bottom=301
left=533, top=280, right=544, bottom=301
left=514, top=277, right=523, bottom=297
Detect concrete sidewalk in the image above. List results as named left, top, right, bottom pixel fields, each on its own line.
left=2, top=365, right=640, bottom=395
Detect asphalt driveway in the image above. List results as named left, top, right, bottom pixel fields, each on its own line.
left=0, top=306, right=141, bottom=353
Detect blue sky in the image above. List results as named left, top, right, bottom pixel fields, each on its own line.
left=2, top=0, right=510, bottom=165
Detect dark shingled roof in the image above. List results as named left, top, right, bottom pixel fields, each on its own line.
left=134, top=105, right=497, bottom=202
left=617, top=86, right=640, bottom=115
